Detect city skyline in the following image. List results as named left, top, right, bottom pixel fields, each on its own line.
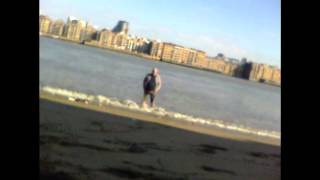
left=40, top=0, right=280, bottom=67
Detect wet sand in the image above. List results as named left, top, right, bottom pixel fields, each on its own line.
left=40, top=96, right=280, bottom=180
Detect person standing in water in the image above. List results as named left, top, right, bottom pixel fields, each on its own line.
left=142, top=68, right=162, bottom=108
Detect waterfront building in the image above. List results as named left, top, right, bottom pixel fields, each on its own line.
left=39, top=15, right=52, bottom=33
left=246, top=63, right=281, bottom=85
left=186, top=49, right=197, bottom=66
left=137, top=38, right=151, bottom=54
left=98, top=29, right=113, bottom=47
left=62, top=16, right=86, bottom=41
left=63, top=19, right=86, bottom=41
left=224, top=62, right=240, bottom=76
left=111, top=32, right=128, bottom=49
left=207, top=57, right=227, bottom=73
left=161, top=43, right=176, bottom=62
left=161, top=43, right=206, bottom=66
left=271, top=68, right=281, bottom=84
left=249, top=63, right=267, bottom=81
left=135, top=37, right=145, bottom=52
left=50, top=19, right=65, bottom=36
left=171, top=45, right=184, bottom=63
left=149, top=40, right=163, bottom=58
left=125, top=35, right=135, bottom=51
left=193, top=50, right=207, bottom=68
left=128, top=37, right=147, bottom=53
left=131, top=37, right=140, bottom=52
left=81, top=23, right=97, bottom=41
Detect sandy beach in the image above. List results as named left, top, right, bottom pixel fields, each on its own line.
left=40, top=94, right=280, bottom=180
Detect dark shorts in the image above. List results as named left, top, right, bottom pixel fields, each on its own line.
left=144, top=89, right=155, bottom=103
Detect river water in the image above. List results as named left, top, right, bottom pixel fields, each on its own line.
left=40, top=37, right=281, bottom=133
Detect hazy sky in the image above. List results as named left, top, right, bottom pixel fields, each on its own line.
left=40, top=0, right=280, bottom=67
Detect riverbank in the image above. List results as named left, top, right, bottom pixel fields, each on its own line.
left=40, top=94, right=280, bottom=180
left=40, top=86, right=281, bottom=142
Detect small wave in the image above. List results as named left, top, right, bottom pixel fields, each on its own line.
left=40, top=85, right=281, bottom=139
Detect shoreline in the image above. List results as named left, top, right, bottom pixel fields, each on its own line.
left=40, top=90, right=280, bottom=146
left=40, top=34, right=280, bottom=88
left=40, top=95, right=280, bottom=180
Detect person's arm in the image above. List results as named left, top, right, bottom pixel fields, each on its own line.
left=155, top=75, right=162, bottom=93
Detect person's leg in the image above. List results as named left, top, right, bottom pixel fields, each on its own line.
left=142, top=90, right=148, bottom=108
left=150, top=93, right=156, bottom=108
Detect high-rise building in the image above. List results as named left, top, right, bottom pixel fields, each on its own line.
left=39, top=15, right=52, bottom=33
left=50, top=19, right=65, bottom=36
left=112, top=21, right=129, bottom=34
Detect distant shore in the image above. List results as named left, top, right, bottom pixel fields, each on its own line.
left=40, top=34, right=280, bottom=87
left=40, top=33, right=160, bottom=61
left=40, top=94, right=280, bottom=179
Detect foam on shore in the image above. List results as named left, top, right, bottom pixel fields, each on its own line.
left=40, top=85, right=281, bottom=140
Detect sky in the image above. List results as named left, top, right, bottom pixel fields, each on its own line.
left=40, top=0, right=281, bottom=67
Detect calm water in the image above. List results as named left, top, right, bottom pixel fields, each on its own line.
left=40, top=37, right=281, bottom=132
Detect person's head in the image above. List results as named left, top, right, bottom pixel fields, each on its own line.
left=152, top=68, right=159, bottom=76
